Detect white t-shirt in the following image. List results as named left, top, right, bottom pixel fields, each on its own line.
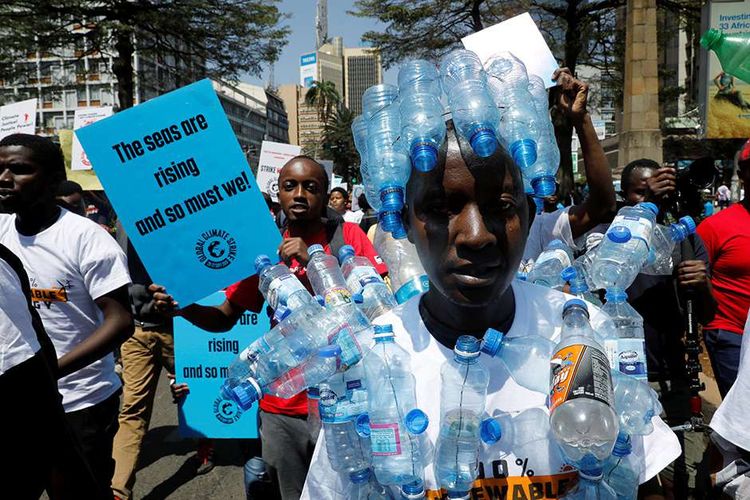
left=344, top=210, right=364, bottom=225
left=0, top=209, right=131, bottom=411
left=301, top=281, right=681, bottom=499
left=0, top=255, right=41, bottom=375
left=522, top=208, right=578, bottom=266
left=710, top=308, right=750, bottom=452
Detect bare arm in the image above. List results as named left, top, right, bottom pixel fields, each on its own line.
left=149, top=284, right=244, bottom=333
left=57, top=285, right=134, bottom=378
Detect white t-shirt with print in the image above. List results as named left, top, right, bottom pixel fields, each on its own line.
left=0, top=209, right=131, bottom=411
left=0, top=256, right=41, bottom=375
left=301, top=280, right=681, bottom=499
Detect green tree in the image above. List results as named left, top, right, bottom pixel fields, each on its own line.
left=0, top=0, right=289, bottom=110
left=321, top=106, right=359, bottom=185
left=304, top=80, right=342, bottom=124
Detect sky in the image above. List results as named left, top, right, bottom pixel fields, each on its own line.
left=243, top=0, right=397, bottom=87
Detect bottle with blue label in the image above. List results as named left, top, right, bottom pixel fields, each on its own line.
left=612, top=371, right=662, bottom=436
left=399, top=92, right=446, bottom=172
left=527, top=239, right=574, bottom=290
left=602, top=433, right=639, bottom=500
left=434, top=336, right=497, bottom=498
left=398, top=59, right=441, bottom=98
left=358, top=324, right=428, bottom=486
left=481, top=328, right=556, bottom=393
left=255, top=255, right=317, bottom=312
left=590, top=202, right=659, bottom=291
left=642, top=216, right=696, bottom=276
left=348, top=468, right=395, bottom=499
left=339, top=245, right=397, bottom=321
left=373, top=226, right=430, bottom=304
left=598, top=289, right=647, bottom=381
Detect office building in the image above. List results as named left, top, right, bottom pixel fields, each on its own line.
left=343, top=47, right=383, bottom=116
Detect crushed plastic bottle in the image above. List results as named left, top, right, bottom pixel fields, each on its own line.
left=527, top=239, right=574, bottom=290
left=481, top=328, right=556, bottom=393
left=612, top=371, right=662, bottom=436
left=339, top=244, right=397, bottom=321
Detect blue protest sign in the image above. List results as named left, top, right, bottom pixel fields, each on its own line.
left=174, top=292, right=270, bottom=438
left=76, top=79, right=281, bottom=305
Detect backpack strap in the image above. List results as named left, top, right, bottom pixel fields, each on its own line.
left=326, top=219, right=346, bottom=258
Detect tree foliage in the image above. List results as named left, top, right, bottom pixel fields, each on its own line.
left=304, top=80, right=341, bottom=124
left=0, top=0, right=289, bottom=109
left=321, top=106, right=359, bottom=184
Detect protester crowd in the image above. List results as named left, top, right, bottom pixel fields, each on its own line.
left=1, top=66, right=749, bottom=500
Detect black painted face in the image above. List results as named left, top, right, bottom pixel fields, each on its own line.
left=405, top=125, right=529, bottom=307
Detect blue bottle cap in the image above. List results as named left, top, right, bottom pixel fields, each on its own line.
left=607, top=226, right=632, bottom=243
left=560, top=266, right=577, bottom=282
left=308, top=244, right=325, bottom=256
left=411, top=142, right=438, bottom=172
left=480, top=418, right=502, bottom=444
left=314, top=295, right=325, bottom=306
left=639, top=202, right=659, bottom=215
left=469, top=128, right=498, bottom=157
left=349, top=468, right=371, bottom=484
left=679, top=215, right=696, bottom=235
left=481, top=328, right=504, bottom=357
left=379, top=186, right=405, bottom=212
left=401, top=479, right=425, bottom=499
left=405, top=408, right=429, bottom=434
left=308, top=386, right=320, bottom=398
left=318, top=345, right=342, bottom=358
left=531, top=175, right=556, bottom=197
left=352, top=293, right=364, bottom=304
left=563, top=298, right=589, bottom=317
left=355, top=413, right=371, bottom=437
left=254, top=254, right=272, bottom=272
left=509, top=138, right=538, bottom=170
left=612, top=432, right=632, bottom=457
left=223, top=379, right=260, bottom=411
left=454, top=335, right=481, bottom=357
left=391, top=223, right=408, bottom=240
left=374, top=324, right=394, bottom=334
left=338, top=244, right=355, bottom=263
left=604, top=288, right=627, bottom=303
left=273, top=305, right=291, bottom=322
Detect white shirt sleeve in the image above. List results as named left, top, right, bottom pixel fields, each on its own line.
left=301, top=431, right=348, bottom=500
left=77, top=225, right=131, bottom=300
left=522, top=207, right=577, bottom=262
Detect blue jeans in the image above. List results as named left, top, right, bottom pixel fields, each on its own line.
left=704, top=329, right=743, bottom=398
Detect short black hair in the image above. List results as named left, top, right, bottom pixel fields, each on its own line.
left=358, top=193, right=370, bottom=211
left=329, top=187, right=348, bottom=200
left=283, top=155, right=329, bottom=193
left=56, top=180, right=82, bottom=197
left=0, top=133, right=66, bottom=187
left=621, top=158, right=660, bottom=193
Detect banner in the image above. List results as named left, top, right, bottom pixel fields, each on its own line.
left=175, top=292, right=270, bottom=438
left=0, top=98, right=37, bottom=140
left=72, top=107, right=113, bottom=170
left=704, top=0, right=750, bottom=138
left=76, top=79, right=282, bottom=306
left=300, top=52, right=318, bottom=88
left=256, top=140, right=302, bottom=202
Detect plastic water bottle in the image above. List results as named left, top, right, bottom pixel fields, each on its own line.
left=359, top=324, right=429, bottom=486
left=481, top=328, right=556, bottom=393
left=400, top=92, right=446, bottom=172
left=245, top=456, right=274, bottom=499
left=399, top=479, right=425, bottom=499
left=223, top=345, right=341, bottom=410
left=527, top=239, right=574, bottom=290
left=602, top=433, right=639, bottom=500
left=373, top=226, right=429, bottom=304
left=348, top=468, right=395, bottom=499
left=560, top=466, right=617, bottom=500
left=255, top=255, right=317, bottom=312
left=398, top=59, right=441, bottom=97
left=590, top=202, right=659, bottom=291
left=612, top=371, right=662, bottom=436
left=598, top=289, right=647, bottom=381
left=561, top=266, right=602, bottom=306
left=363, top=84, right=400, bottom=120
left=642, top=216, right=696, bottom=276
left=550, top=300, right=618, bottom=469
left=318, top=381, right=371, bottom=477
left=366, top=105, right=410, bottom=239
left=339, top=245, right=397, bottom=321
left=307, top=244, right=358, bottom=308
left=307, top=385, right=322, bottom=439
left=439, top=49, right=487, bottom=94
left=480, top=408, right=555, bottom=462
left=701, top=29, right=750, bottom=84
left=527, top=74, right=561, bottom=197
left=434, top=336, right=495, bottom=497
left=446, top=79, right=500, bottom=158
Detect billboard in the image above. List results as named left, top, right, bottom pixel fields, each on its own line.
left=703, top=0, right=750, bottom=138
left=300, top=52, right=318, bottom=88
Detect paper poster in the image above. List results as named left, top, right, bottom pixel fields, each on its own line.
left=256, top=140, right=303, bottom=202
left=175, top=292, right=270, bottom=438
left=72, top=107, right=113, bottom=170
left=0, top=98, right=37, bottom=140
left=76, top=79, right=282, bottom=306
left=462, top=12, right=559, bottom=88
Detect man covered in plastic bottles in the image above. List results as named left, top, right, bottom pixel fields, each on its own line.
left=301, top=69, right=680, bottom=499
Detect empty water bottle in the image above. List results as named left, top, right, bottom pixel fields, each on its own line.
left=318, top=381, right=371, bottom=477
left=373, top=226, right=429, bottom=304
left=598, top=289, right=647, bottom=381
left=363, top=84, right=400, bottom=120
left=701, top=29, right=750, bottom=84
left=308, top=385, right=322, bottom=439
left=550, top=300, right=618, bottom=468
left=434, top=336, right=495, bottom=497
left=560, top=266, right=601, bottom=306
left=307, top=244, right=358, bottom=308
left=400, top=479, right=425, bottom=499
left=480, top=408, right=554, bottom=459
left=255, top=255, right=317, bottom=312
left=245, top=456, right=274, bottom=500
left=481, top=328, right=555, bottom=393
left=602, top=433, right=639, bottom=500
left=400, top=93, right=447, bottom=172
left=641, top=216, right=696, bottom=276
left=527, top=74, right=561, bottom=197
left=440, top=49, right=487, bottom=94
left=359, top=324, right=428, bottom=486
left=612, top=371, right=662, bottom=436
left=339, top=245, right=397, bottom=321
left=527, top=239, right=574, bottom=290
left=348, top=468, right=395, bottom=499
left=398, top=59, right=441, bottom=97
left=560, top=466, right=617, bottom=500
left=447, top=80, right=500, bottom=158
left=590, top=202, right=659, bottom=291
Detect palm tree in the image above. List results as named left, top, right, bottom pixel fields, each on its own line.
left=322, top=106, right=358, bottom=185
left=304, top=80, right=341, bottom=124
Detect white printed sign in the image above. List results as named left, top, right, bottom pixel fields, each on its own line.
left=72, top=107, right=113, bottom=170
left=0, top=99, right=37, bottom=140
left=256, top=141, right=302, bottom=201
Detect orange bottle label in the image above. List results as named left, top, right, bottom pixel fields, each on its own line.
left=549, top=343, right=614, bottom=412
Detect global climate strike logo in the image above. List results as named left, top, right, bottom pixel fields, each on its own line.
left=213, top=396, right=242, bottom=424
left=195, top=229, right=237, bottom=269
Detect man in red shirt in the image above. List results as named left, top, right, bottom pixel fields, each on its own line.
left=697, top=139, right=750, bottom=397
left=151, top=155, right=386, bottom=499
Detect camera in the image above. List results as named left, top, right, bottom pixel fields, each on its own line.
left=664, top=158, right=719, bottom=220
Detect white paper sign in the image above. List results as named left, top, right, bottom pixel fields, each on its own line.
left=0, top=98, right=37, bottom=140
left=462, top=13, right=559, bottom=88
left=256, top=141, right=302, bottom=201
left=72, top=107, right=113, bottom=170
